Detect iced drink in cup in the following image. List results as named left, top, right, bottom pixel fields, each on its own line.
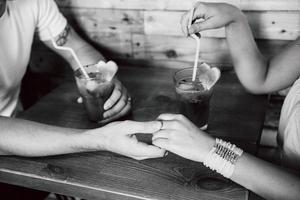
left=174, top=64, right=220, bottom=130
left=74, top=61, right=117, bottom=122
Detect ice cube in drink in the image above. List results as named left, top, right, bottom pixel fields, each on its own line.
left=75, top=67, right=114, bottom=122
left=175, top=77, right=212, bottom=130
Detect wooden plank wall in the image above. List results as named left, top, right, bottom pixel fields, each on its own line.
left=30, top=0, right=300, bottom=71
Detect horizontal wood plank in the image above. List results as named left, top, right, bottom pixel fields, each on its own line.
left=145, top=11, right=300, bottom=40
left=31, top=34, right=290, bottom=70
left=61, top=8, right=144, bottom=34
left=57, top=7, right=300, bottom=40
left=3, top=66, right=267, bottom=199
left=56, top=0, right=300, bottom=11
left=132, top=34, right=290, bottom=63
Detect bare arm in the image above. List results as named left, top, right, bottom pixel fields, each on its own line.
left=232, top=152, right=300, bottom=200
left=226, top=14, right=300, bottom=93
left=41, top=24, right=131, bottom=122
left=0, top=116, right=84, bottom=156
left=0, top=116, right=165, bottom=159
left=42, top=24, right=106, bottom=70
left=152, top=114, right=300, bottom=200
left=182, top=2, right=300, bottom=94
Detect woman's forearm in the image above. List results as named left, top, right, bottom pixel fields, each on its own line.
left=225, top=12, right=300, bottom=93
left=225, top=14, right=268, bottom=93
left=232, top=152, right=300, bottom=200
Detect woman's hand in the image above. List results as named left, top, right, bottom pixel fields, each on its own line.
left=101, top=79, right=131, bottom=123
left=152, top=114, right=215, bottom=163
left=181, top=2, right=245, bottom=36
left=85, top=120, right=166, bottom=160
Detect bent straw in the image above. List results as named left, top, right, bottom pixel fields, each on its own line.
left=188, top=7, right=201, bottom=82
left=47, top=28, right=89, bottom=79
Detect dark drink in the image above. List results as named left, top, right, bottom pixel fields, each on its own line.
left=74, top=65, right=114, bottom=122
left=174, top=67, right=218, bottom=130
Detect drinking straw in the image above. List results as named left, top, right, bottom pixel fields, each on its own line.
left=47, top=28, right=89, bottom=79
left=189, top=7, right=201, bottom=82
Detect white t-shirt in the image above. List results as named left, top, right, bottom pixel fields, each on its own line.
left=278, top=78, right=300, bottom=170
left=0, top=0, right=66, bottom=116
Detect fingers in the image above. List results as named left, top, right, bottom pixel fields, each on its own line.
left=100, top=102, right=131, bottom=124
left=152, top=138, right=169, bottom=150
left=77, top=97, right=83, bottom=104
left=157, top=113, right=188, bottom=122
left=181, top=11, right=191, bottom=36
left=157, top=113, right=178, bottom=121
left=121, top=120, right=162, bottom=135
left=189, top=20, right=214, bottom=35
left=181, top=2, right=211, bottom=35
left=104, top=79, right=123, bottom=110
left=152, top=130, right=171, bottom=140
left=103, top=87, right=129, bottom=119
left=131, top=142, right=166, bottom=160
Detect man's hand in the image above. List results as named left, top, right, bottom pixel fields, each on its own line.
left=181, top=2, right=244, bottom=36
left=152, top=114, right=215, bottom=163
left=101, top=79, right=131, bottom=123
left=85, top=120, right=166, bottom=160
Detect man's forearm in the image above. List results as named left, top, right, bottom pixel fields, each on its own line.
left=61, top=27, right=106, bottom=69
left=0, top=116, right=100, bottom=157
left=44, top=25, right=106, bottom=70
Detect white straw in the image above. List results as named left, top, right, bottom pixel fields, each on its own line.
left=47, top=29, right=89, bottom=79
left=189, top=7, right=200, bottom=82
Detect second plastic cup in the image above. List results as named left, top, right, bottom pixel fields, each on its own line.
left=174, top=67, right=216, bottom=130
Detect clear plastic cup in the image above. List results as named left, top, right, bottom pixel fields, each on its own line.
left=74, top=64, right=114, bottom=122
left=174, top=67, right=217, bottom=130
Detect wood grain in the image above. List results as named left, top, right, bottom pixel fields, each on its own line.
left=144, top=11, right=300, bottom=40
left=55, top=0, right=300, bottom=11
left=0, top=66, right=267, bottom=199
left=58, top=7, right=300, bottom=40
left=132, top=34, right=290, bottom=63
left=19, top=66, right=266, bottom=145
left=61, top=8, right=144, bottom=34
left=31, top=34, right=290, bottom=70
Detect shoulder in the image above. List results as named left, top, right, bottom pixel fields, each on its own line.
left=14, top=0, right=60, bottom=13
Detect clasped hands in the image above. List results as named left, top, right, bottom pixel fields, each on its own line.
left=84, top=114, right=214, bottom=162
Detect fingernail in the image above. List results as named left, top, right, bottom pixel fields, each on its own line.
left=188, top=27, right=194, bottom=35
left=103, top=103, right=109, bottom=110
left=164, top=151, right=169, bottom=157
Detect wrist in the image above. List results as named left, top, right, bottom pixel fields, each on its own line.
left=200, top=136, right=215, bottom=161
left=72, top=129, right=107, bottom=152
left=192, top=135, right=215, bottom=163
left=227, top=10, right=248, bottom=29
left=203, top=138, right=244, bottom=178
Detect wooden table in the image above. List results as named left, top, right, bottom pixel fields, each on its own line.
left=0, top=66, right=267, bottom=200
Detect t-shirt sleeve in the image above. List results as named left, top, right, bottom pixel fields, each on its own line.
left=35, top=0, right=67, bottom=41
